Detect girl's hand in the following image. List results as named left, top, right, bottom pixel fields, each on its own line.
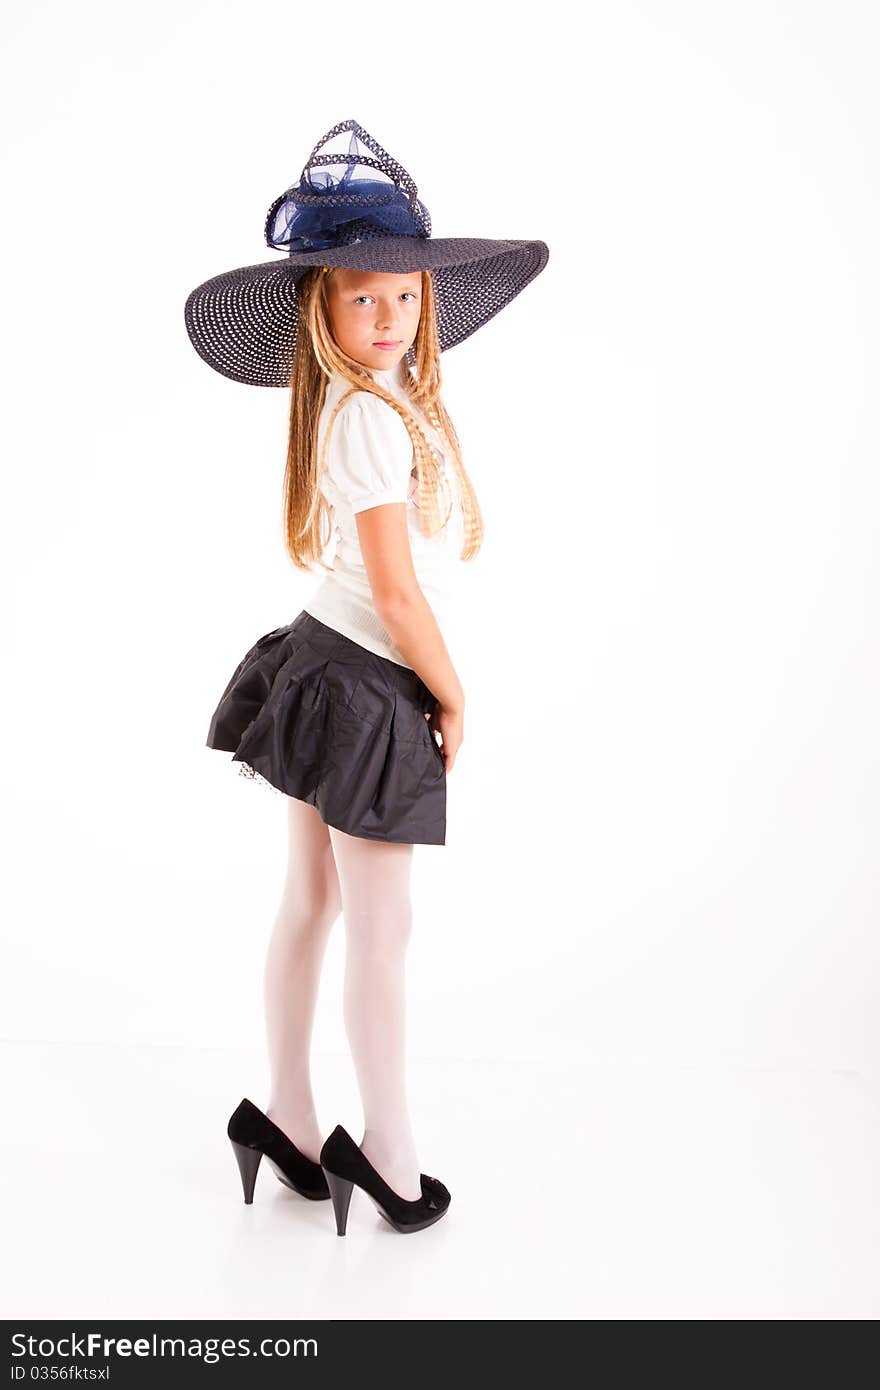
left=425, top=704, right=463, bottom=773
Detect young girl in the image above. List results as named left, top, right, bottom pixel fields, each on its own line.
left=184, top=119, right=549, bottom=1236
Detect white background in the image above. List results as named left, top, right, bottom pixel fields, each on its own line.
left=1, top=0, right=878, bottom=1320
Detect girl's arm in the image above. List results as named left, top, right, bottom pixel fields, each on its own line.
left=356, top=504, right=465, bottom=766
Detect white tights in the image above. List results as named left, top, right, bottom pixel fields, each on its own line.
left=263, top=795, right=423, bottom=1201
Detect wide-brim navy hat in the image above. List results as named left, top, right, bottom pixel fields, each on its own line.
left=183, top=118, right=550, bottom=387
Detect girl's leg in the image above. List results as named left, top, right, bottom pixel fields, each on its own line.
left=263, top=796, right=342, bottom=1165
left=328, top=825, right=422, bottom=1201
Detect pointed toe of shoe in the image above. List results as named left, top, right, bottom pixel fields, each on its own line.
left=420, top=1173, right=451, bottom=1212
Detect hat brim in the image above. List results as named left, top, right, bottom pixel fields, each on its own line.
left=183, top=237, right=549, bottom=387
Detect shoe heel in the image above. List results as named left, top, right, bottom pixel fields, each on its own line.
left=230, top=1139, right=263, bottom=1204
left=323, top=1167, right=354, bottom=1235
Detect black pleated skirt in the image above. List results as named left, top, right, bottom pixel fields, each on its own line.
left=205, top=610, right=447, bottom=845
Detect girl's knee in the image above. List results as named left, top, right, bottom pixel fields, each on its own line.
left=343, top=901, right=413, bottom=957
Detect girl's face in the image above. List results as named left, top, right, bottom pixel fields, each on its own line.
left=325, top=269, right=422, bottom=371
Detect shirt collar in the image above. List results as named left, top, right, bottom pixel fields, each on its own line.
left=366, top=358, right=409, bottom=397
left=327, top=358, right=410, bottom=399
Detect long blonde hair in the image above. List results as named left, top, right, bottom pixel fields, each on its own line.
left=283, top=266, right=484, bottom=574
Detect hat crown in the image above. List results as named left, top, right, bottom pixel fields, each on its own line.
left=265, top=118, right=432, bottom=255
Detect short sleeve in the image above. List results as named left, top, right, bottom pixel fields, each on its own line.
left=324, top=394, right=414, bottom=514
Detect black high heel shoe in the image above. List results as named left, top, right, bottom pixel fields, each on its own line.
left=227, top=1098, right=330, bottom=1204
left=319, top=1124, right=451, bottom=1235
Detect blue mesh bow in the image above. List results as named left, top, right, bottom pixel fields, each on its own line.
left=264, top=119, right=431, bottom=254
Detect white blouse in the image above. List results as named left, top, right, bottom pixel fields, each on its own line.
left=302, top=358, right=466, bottom=668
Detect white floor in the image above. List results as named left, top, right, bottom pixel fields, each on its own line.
left=2, top=1039, right=879, bottom=1319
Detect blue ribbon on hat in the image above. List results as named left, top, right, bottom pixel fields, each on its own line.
left=267, top=167, right=425, bottom=254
